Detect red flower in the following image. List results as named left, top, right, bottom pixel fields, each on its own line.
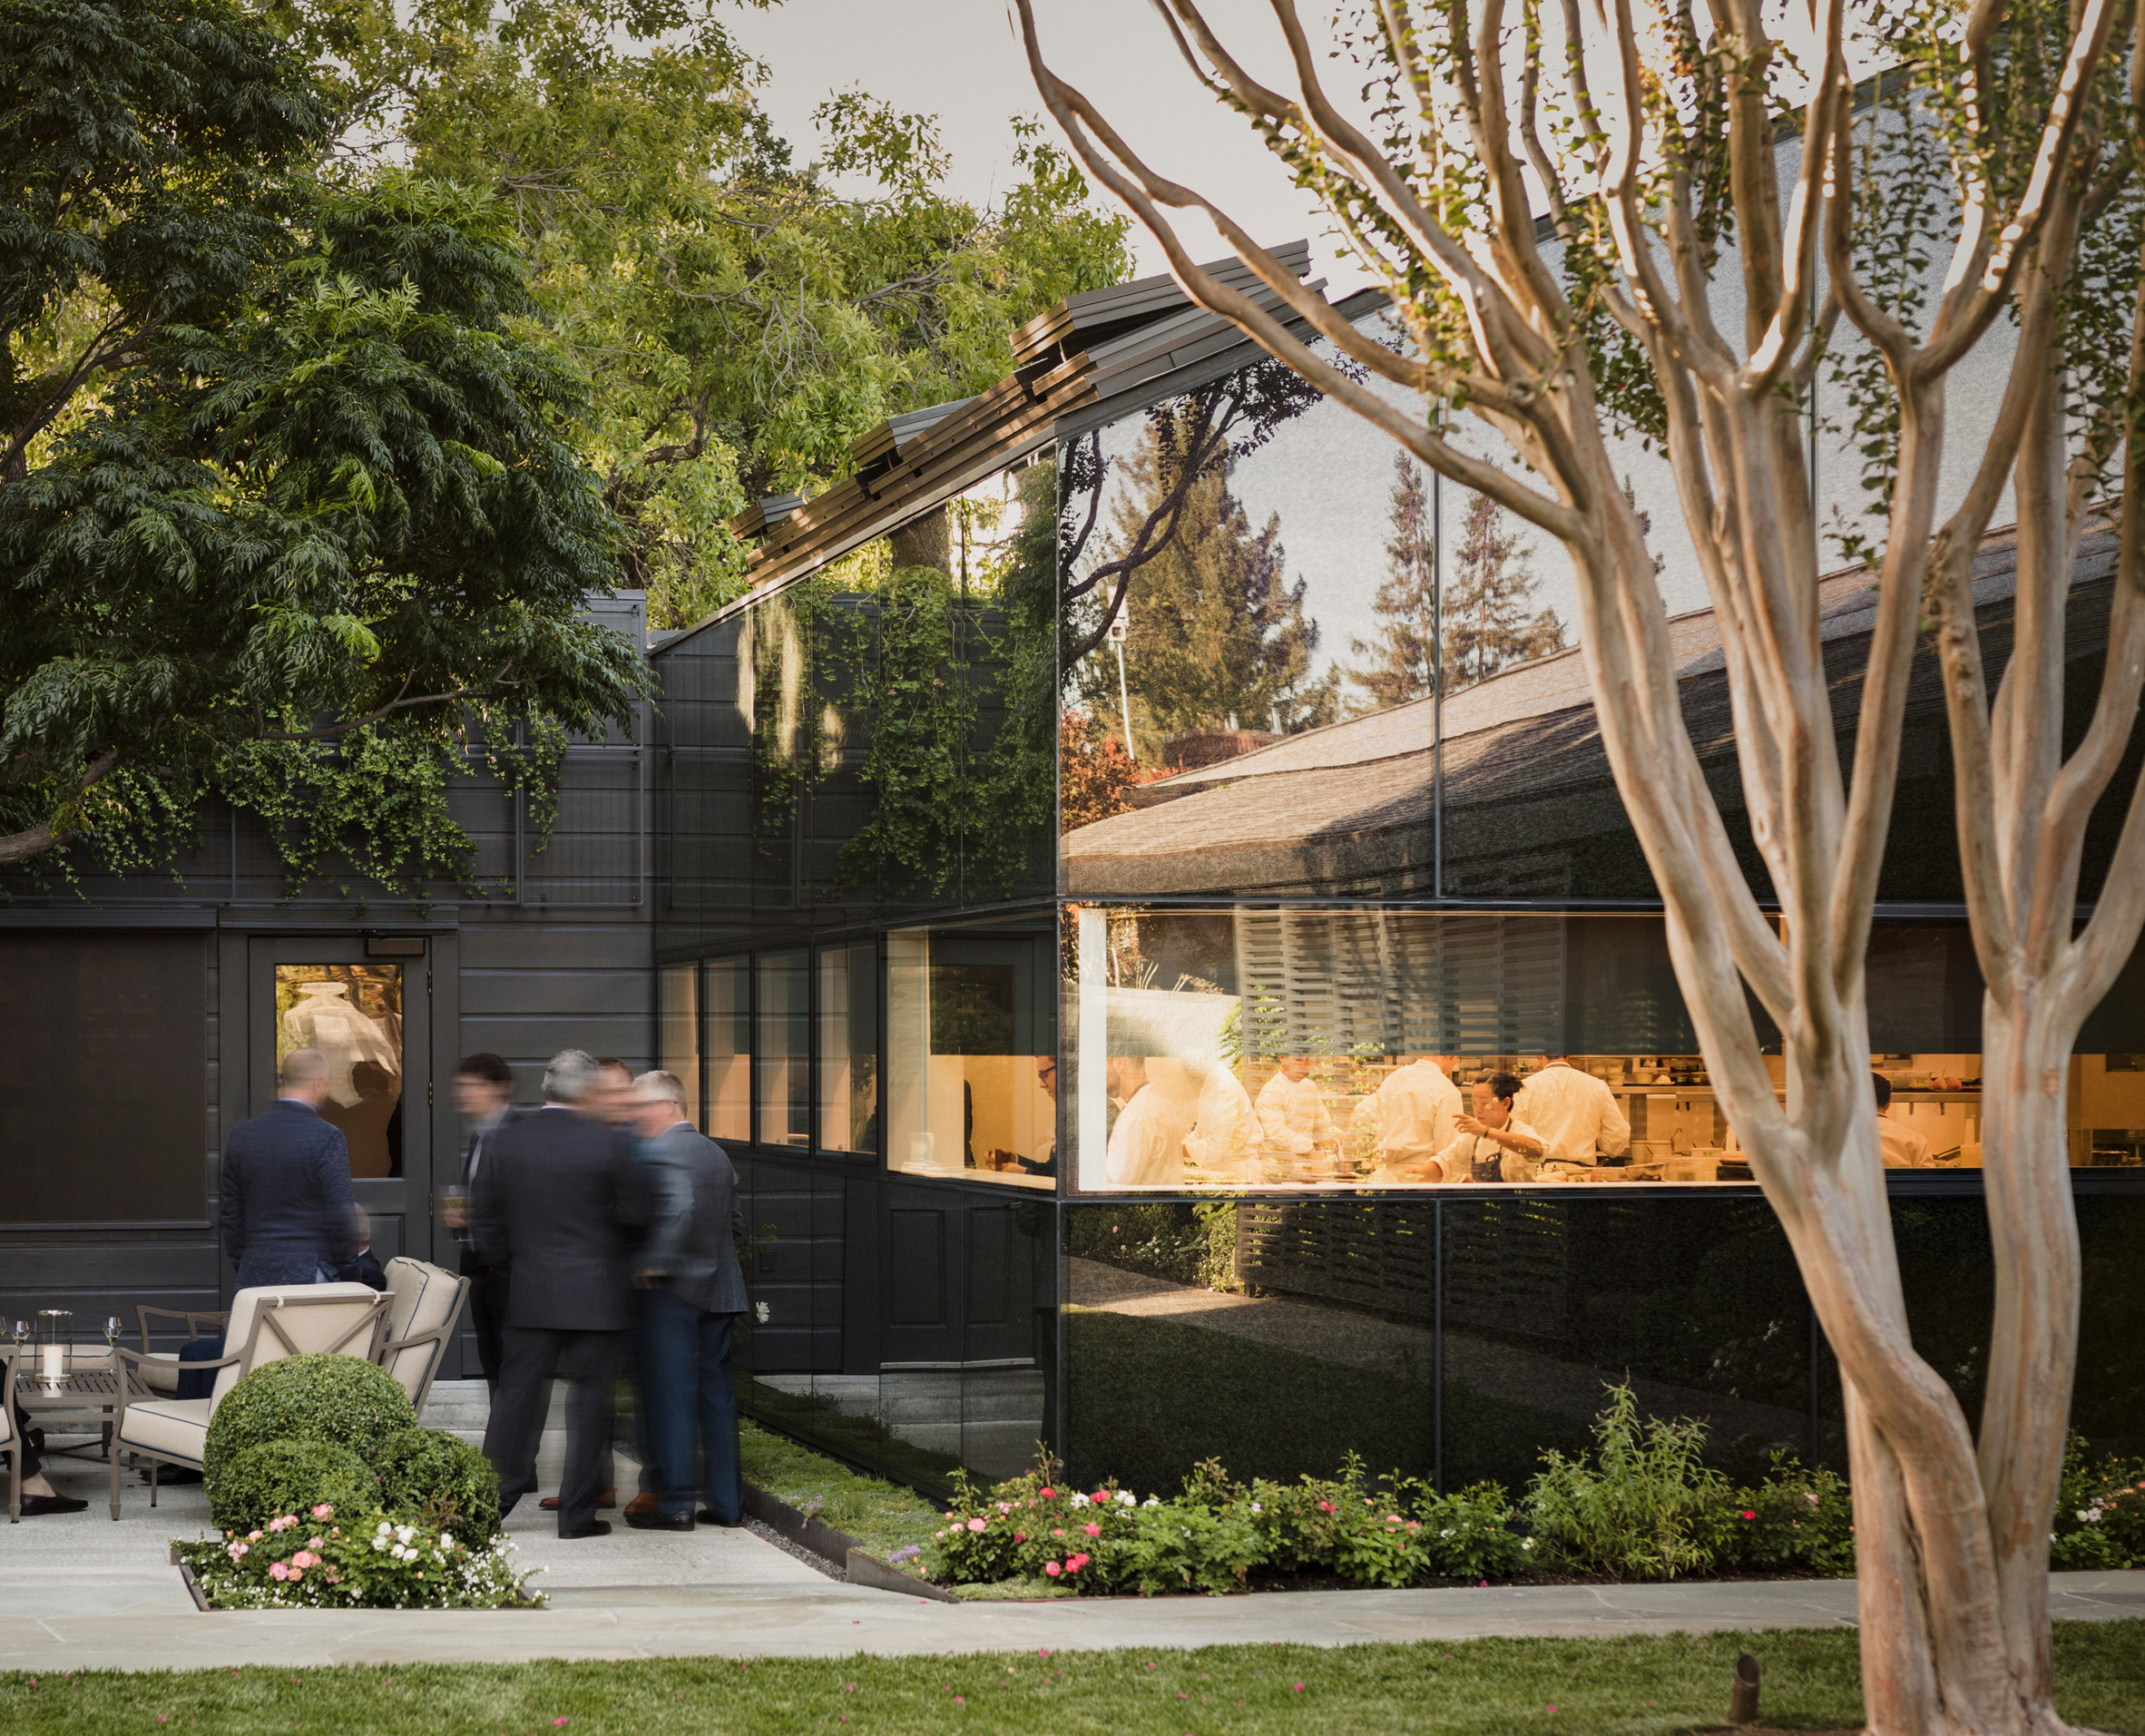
left=1039, top=1487, right=1055, bottom=1500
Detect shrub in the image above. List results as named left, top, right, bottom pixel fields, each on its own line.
left=375, top=1429, right=503, bottom=1540
left=1523, top=1382, right=1731, bottom=1580
left=177, top=1508, right=532, bottom=1609
left=203, top=1354, right=416, bottom=1493
left=209, top=1438, right=380, bottom=1534
left=2050, top=1434, right=2145, bottom=1570
left=1720, top=1453, right=1856, bottom=1576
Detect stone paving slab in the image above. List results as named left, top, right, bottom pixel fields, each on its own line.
left=0, top=1574, right=2137, bottom=1672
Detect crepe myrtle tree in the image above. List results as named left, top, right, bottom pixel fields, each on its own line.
left=1018, top=1, right=2145, bottom=1732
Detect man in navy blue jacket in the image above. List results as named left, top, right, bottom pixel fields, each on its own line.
left=220, top=1048, right=361, bottom=1290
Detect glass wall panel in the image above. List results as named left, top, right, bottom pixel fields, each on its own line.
left=278, top=965, right=403, bottom=1177
left=705, top=955, right=750, bottom=1143
left=1068, top=905, right=2142, bottom=1190
left=756, top=949, right=809, bottom=1149
left=658, top=963, right=700, bottom=1131
left=887, top=927, right=1054, bottom=1189
left=818, top=940, right=879, bottom=1155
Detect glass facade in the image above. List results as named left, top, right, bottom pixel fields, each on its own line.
left=276, top=964, right=404, bottom=1178
left=645, top=280, right=2144, bottom=1499
left=657, top=963, right=699, bottom=1129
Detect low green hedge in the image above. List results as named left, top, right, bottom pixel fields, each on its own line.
left=374, top=1429, right=501, bottom=1541
left=203, top=1355, right=416, bottom=1496
left=210, top=1439, right=381, bottom=1535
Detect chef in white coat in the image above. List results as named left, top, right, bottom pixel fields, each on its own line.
left=1514, top=1056, right=1631, bottom=1168
left=1255, top=1055, right=1337, bottom=1154
left=1431, top=1074, right=1547, bottom=1182
left=1104, top=1055, right=1190, bottom=1185
left=1874, top=1073, right=1933, bottom=1167
left=1356, top=1054, right=1464, bottom=1174
left=1182, top=1061, right=1257, bottom=1178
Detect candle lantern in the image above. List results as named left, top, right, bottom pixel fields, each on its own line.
left=34, top=1309, right=73, bottom=1384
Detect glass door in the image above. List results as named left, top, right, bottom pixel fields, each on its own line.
left=246, top=937, right=433, bottom=1289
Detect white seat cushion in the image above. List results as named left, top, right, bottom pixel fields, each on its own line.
left=118, top=1398, right=213, bottom=1466
left=379, top=1259, right=463, bottom=1404
left=140, top=1352, right=183, bottom=1395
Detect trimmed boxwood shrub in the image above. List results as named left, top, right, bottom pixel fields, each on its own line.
left=203, top=1354, right=416, bottom=1493
left=375, top=1428, right=502, bottom=1539
left=210, top=1438, right=380, bottom=1534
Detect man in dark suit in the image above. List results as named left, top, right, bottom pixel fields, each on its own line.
left=626, top=1070, right=749, bottom=1531
left=220, top=1048, right=361, bottom=1291
left=475, top=1048, right=639, bottom=1539
left=446, top=1052, right=519, bottom=1392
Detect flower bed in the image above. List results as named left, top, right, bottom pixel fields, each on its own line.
left=174, top=1505, right=534, bottom=1610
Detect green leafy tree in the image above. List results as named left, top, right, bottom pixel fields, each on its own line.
left=1347, top=450, right=1437, bottom=709
left=1442, top=491, right=1566, bottom=691
left=321, top=0, right=1131, bottom=629
left=1102, top=415, right=1335, bottom=741
left=0, top=0, right=644, bottom=882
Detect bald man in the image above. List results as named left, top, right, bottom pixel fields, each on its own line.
left=219, top=1047, right=361, bottom=1290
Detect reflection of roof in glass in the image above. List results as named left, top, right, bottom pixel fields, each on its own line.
left=1062, top=522, right=2107, bottom=897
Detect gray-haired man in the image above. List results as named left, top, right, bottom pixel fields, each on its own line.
left=625, top=1070, right=749, bottom=1530
left=475, top=1049, right=641, bottom=1538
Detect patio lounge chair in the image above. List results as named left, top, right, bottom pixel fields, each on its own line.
left=106, top=1285, right=387, bottom=1520
left=130, top=1307, right=232, bottom=1398
left=0, top=1349, right=18, bottom=1523
left=374, top=1258, right=470, bottom=1417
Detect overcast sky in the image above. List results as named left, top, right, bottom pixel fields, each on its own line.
left=730, top=0, right=1363, bottom=289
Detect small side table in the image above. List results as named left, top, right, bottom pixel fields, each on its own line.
left=5, top=1349, right=142, bottom=1463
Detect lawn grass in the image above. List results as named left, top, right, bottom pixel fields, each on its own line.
left=738, top=1417, right=946, bottom=1564
left=1, top=1623, right=2139, bottom=1734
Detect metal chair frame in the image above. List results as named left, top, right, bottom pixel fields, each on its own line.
left=0, top=1349, right=19, bottom=1524
left=107, top=1290, right=388, bottom=1520
left=374, top=1271, right=471, bottom=1419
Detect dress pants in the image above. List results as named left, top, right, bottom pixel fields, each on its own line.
left=641, top=1288, right=743, bottom=1523
left=483, top=1327, right=621, bottom=1535
left=458, top=1249, right=509, bottom=1392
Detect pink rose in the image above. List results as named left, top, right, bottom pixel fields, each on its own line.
left=1043, top=1562, right=1062, bottom=1576
left=1013, top=1534, right=1024, bottom=1545
left=965, top=1517, right=987, bottom=1533
left=268, top=1564, right=289, bottom=1582
left=311, top=1504, right=333, bottom=1519
left=1038, top=1486, right=1055, bottom=1499
left=1741, top=1509, right=1756, bottom=1520
left=1083, top=1523, right=1100, bottom=1537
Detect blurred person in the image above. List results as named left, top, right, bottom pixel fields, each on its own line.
left=1357, top=1054, right=1464, bottom=1172
left=625, top=1071, right=749, bottom=1531
left=1181, top=1061, right=1256, bottom=1177
left=338, top=1209, right=387, bottom=1290
left=172, top=1048, right=364, bottom=1432
left=5, top=1388, right=87, bottom=1515
left=1255, top=1055, right=1338, bottom=1154
left=476, top=1048, right=640, bottom=1538
left=1875, top=1074, right=1933, bottom=1168
left=1105, top=1055, right=1190, bottom=1185
left=593, top=1057, right=636, bottom=1125
left=447, top=1053, right=520, bottom=1393
left=219, top=1047, right=361, bottom=1290
left=1514, top=1056, right=1631, bottom=1168
left=1430, top=1074, right=1546, bottom=1183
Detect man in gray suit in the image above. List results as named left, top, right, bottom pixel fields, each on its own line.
left=625, top=1070, right=749, bottom=1531
left=475, top=1049, right=639, bottom=1538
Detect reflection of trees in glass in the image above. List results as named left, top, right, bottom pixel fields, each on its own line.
left=1059, top=358, right=1327, bottom=667
left=1091, top=417, right=1337, bottom=740
left=1059, top=710, right=1138, bottom=830
left=1443, top=494, right=1566, bottom=690
left=1347, top=452, right=1439, bottom=709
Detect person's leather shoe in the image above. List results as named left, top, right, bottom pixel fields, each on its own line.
left=559, top=1520, right=612, bottom=1539
left=541, top=1489, right=616, bottom=1510
left=20, top=1494, right=90, bottom=1515
left=698, top=1509, right=746, bottom=1527
left=626, top=1507, right=694, bottom=1531
left=623, top=1491, right=661, bottom=1518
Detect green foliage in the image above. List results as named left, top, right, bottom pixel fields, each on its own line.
left=374, top=1428, right=502, bottom=1541
left=2050, top=1433, right=2145, bottom=1570
left=207, top=1438, right=379, bottom=1535
left=202, top=1354, right=416, bottom=1493
left=1720, top=1454, right=1857, bottom=1578
left=177, top=1509, right=531, bottom=1608
left=1523, top=1383, right=1733, bottom=1580
left=1, top=0, right=650, bottom=887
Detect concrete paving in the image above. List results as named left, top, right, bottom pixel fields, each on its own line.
left=6, top=1407, right=2140, bottom=1673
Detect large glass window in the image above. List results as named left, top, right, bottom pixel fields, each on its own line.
left=757, top=949, right=809, bottom=1149
left=818, top=941, right=879, bottom=1155
left=705, top=955, right=749, bottom=1143
left=658, top=963, right=700, bottom=1131
left=1069, top=905, right=2141, bottom=1191
left=277, top=965, right=403, bottom=1178
left=887, top=927, right=1054, bottom=1190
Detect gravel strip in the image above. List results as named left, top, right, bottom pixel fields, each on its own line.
left=746, top=1515, right=847, bottom=1582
